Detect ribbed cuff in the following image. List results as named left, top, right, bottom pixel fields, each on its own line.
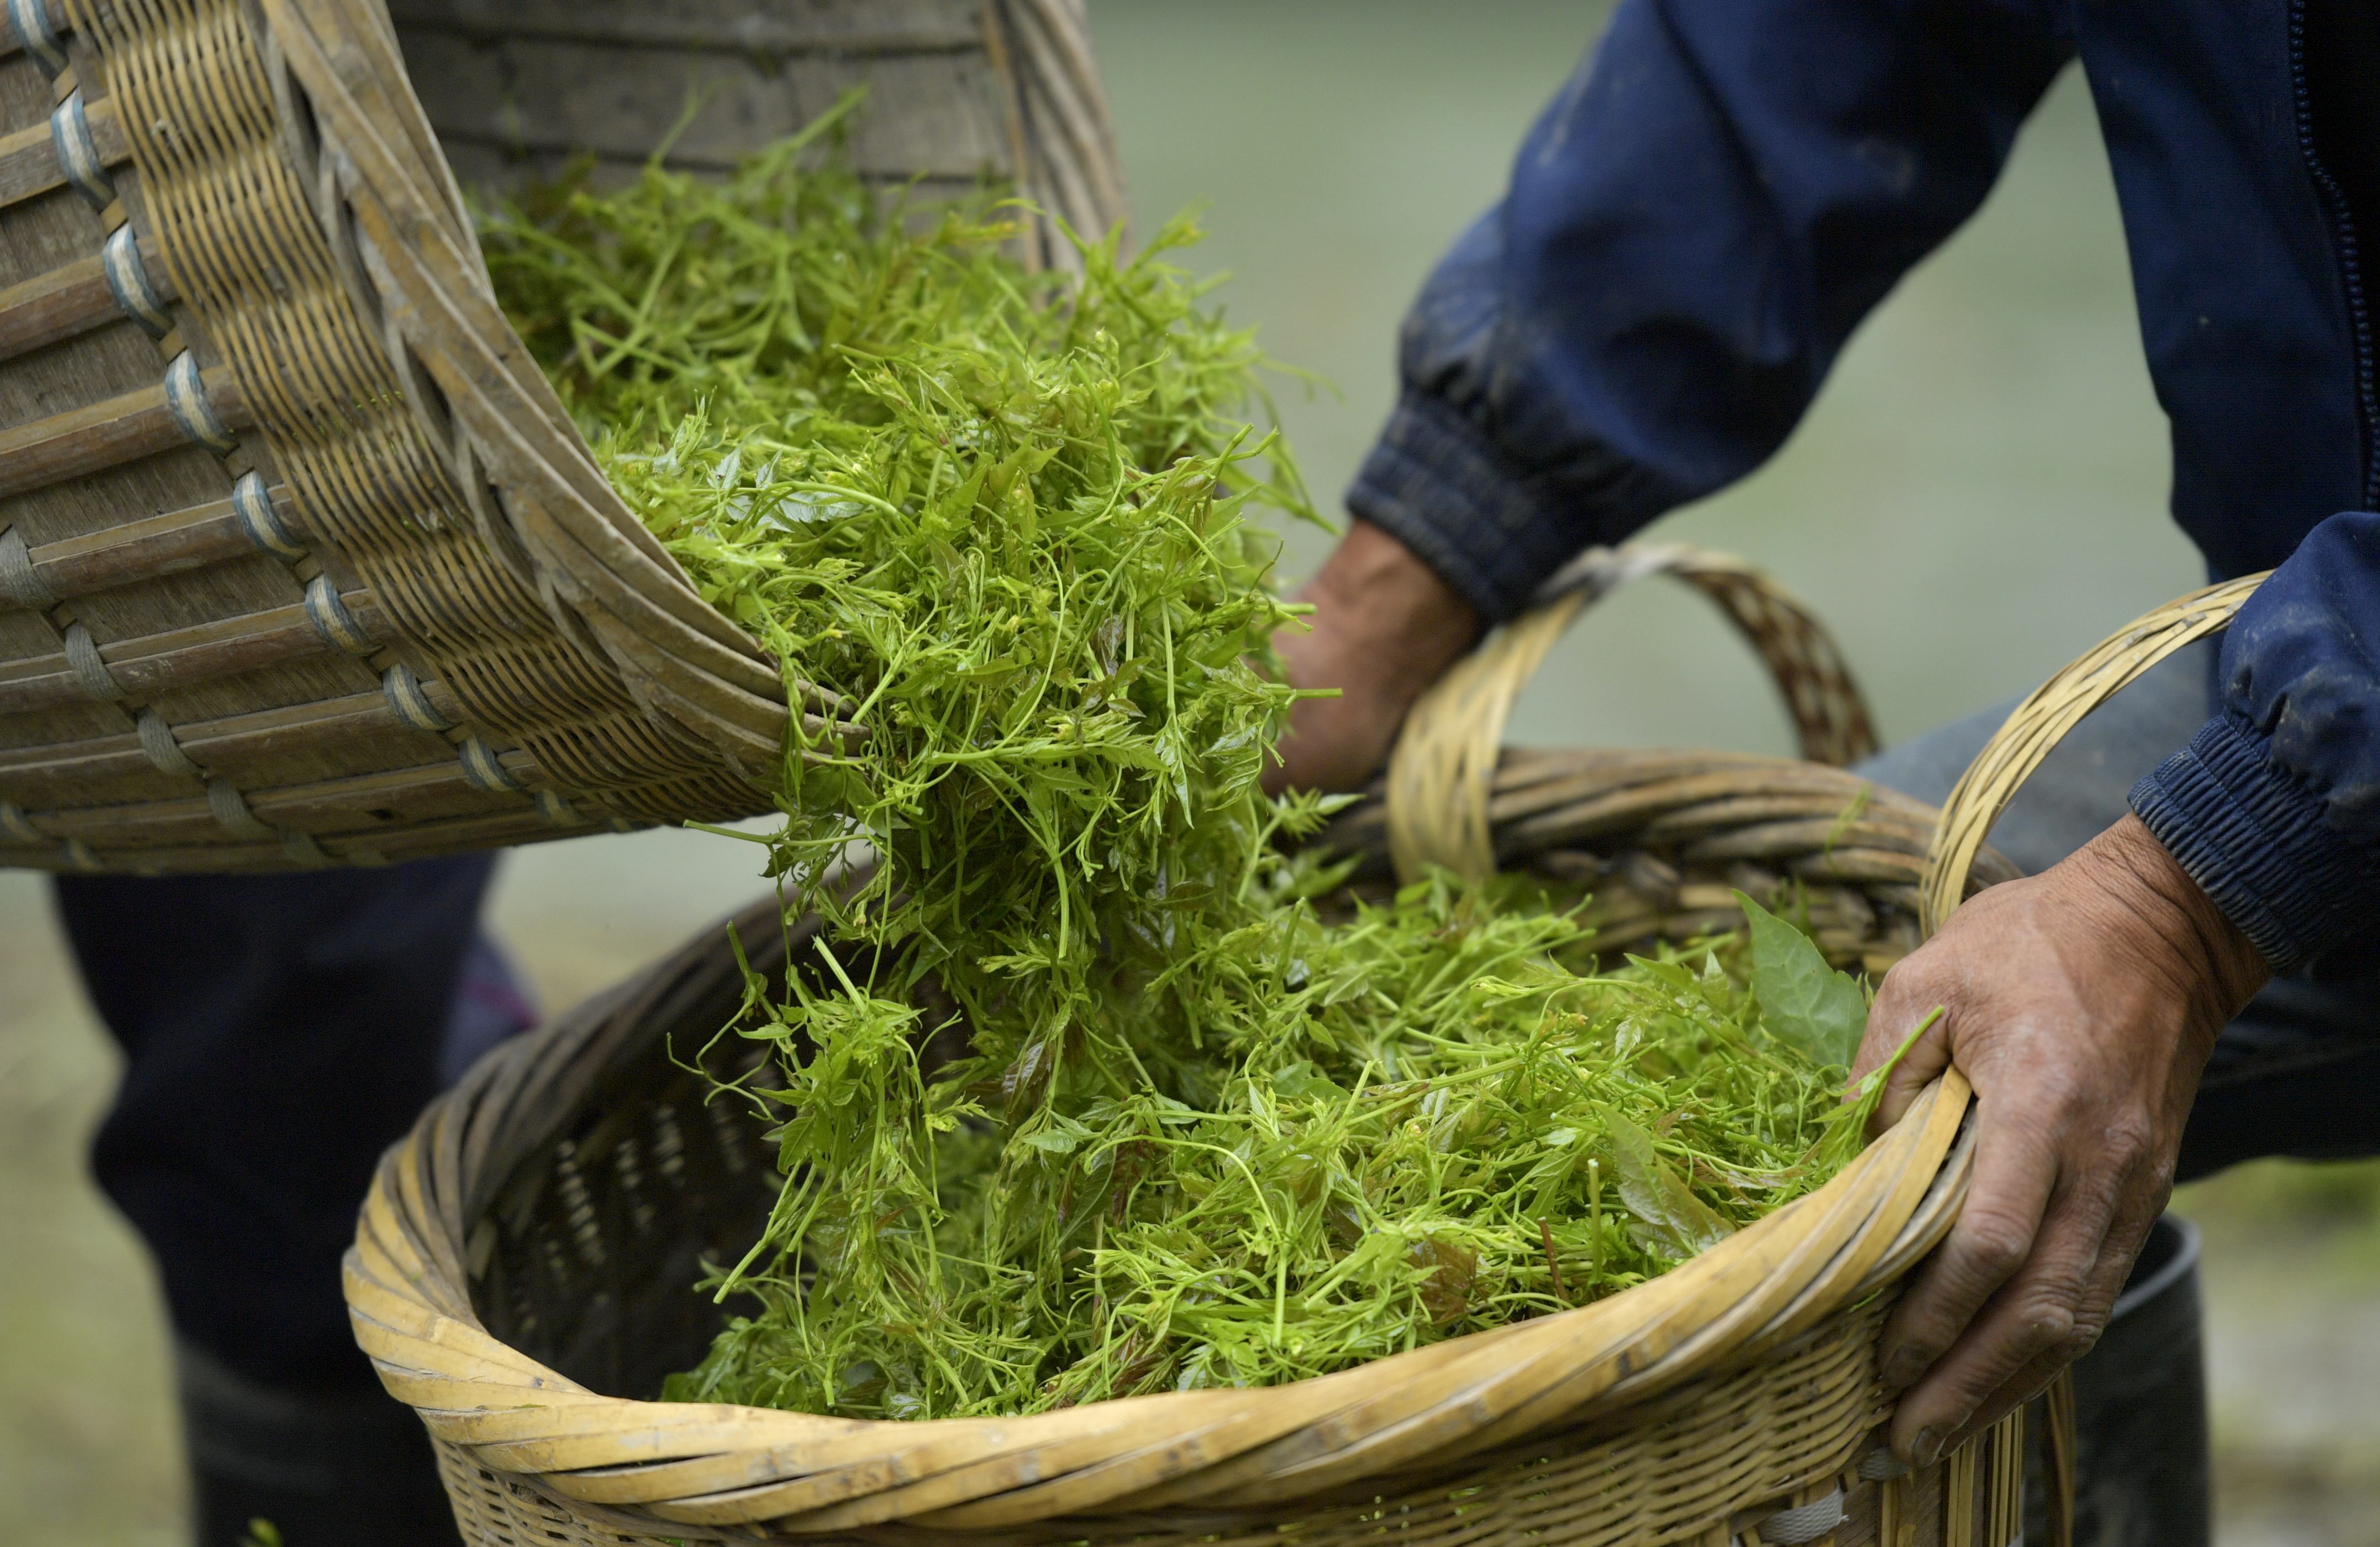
left=1345, top=390, right=1660, bottom=624
left=2130, top=714, right=2376, bottom=973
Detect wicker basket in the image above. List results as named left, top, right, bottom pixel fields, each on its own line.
left=0, top=0, right=1122, bottom=873
left=340, top=549, right=2130, bottom=1547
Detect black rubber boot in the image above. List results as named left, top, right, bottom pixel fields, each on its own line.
left=2027, top=1214, right=2210, bottom=1547
left=179, top=1339, right=463, bottom=1547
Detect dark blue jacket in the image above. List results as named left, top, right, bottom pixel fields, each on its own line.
left=1348, top=0, right=2380, bottom=973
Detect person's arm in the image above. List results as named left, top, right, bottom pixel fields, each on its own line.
left=1272, top=521, right=1481, bottom=794
left=1856, top=516, right=2380, bottom=1463
left=1270, top=0, right=2070, bottom=791
left=1271, top=0, right=2304, bottom=1472
left=2132, top=512, right=2380, bottom=974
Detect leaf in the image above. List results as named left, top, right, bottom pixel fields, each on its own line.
left=1406, top=1237, right=1479, bottom=1326
left=1270, top=1059, right=1350, bottom=1105
left=1735, top=890, right=1866, bottom=1068
left=1626, top=955, right=1701, bottom=997
left=1600, top=1110, right=1734, bottom=1257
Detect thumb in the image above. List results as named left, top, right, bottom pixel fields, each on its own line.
left=1856, top=973, right=1954, bottom=1133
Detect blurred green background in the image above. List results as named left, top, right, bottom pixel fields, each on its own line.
left=0, top=3, right=2365, bottom=1542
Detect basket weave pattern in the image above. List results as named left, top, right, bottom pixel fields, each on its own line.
left=427, top=1298, right=1903, bottom=1547
left=0, top=0, right=1124, bottom=872
left=1382, top=544, right=1880, bottom=894
left=386, top=0, right=1129, bottom=262
left=341, top=533, right=2066, bottom=1544
left=348, top=751, right=2004, bottom=1545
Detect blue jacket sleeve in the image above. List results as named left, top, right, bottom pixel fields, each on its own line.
left=1347, top=0, right=2070, bottom=622
left=2132, top=512, right=2380, bottom=973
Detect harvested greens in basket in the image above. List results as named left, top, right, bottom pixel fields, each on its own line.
left=479, top=102, right=1890, bottom=1420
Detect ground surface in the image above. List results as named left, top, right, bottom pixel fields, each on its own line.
left=4, top=2, right=2374, bottom=1541
left=2182, top=1167, right=2380, bottom=1547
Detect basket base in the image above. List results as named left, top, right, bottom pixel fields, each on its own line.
left=421, top=1431, right=2015, bottom=1547
left=414, top=1323, right=2040, bottom=1547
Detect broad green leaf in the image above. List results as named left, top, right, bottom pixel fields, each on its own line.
left=1600, top=1110, right=1735, bottom=1257
left=1735, top=890, right=1867, bottom=1068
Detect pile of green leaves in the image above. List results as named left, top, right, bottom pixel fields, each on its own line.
left=479, top=106, right=1887, bottom=1420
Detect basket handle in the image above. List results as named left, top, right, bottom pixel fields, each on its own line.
left=1914, top=573, right=2267, bottom=1547
left=1916, top=573, right=2268, bottom=936
left=1383, top=541, right=1878, bottom=884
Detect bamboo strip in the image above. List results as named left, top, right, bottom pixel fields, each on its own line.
left=381, top=0, right=984, bottom=60
left=2043, top=1369, right=2076, bottom=1547
left=1942, top=1441, right=1975, bottom=1547
left=1920, top=575, right=2264, bottom=931
left=8, top=484, right=284, bottom=600
left=0, top=589, right=380, bottom=713
left=0, top=365, right=248, bottom=499
left=0, top=686, right=448, bottom=801
left=0, top=236, right=173, bottom=360
left=0, top=88, right=124, bottom=206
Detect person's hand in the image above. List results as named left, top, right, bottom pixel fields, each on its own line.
left=1853, top=813, right=2268, bottom=1467
left=1264, top=521, right=1480, bottom=794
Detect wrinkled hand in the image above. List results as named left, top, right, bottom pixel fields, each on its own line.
left=1853, top=814, right=2268, bottom=1467
left=1264, top=521, right=1479, bottom=795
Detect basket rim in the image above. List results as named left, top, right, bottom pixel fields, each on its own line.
left=347, top=747, right=1979, bottom=1533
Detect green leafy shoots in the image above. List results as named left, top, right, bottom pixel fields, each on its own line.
left=478, top=113, right=1885, bottom=1421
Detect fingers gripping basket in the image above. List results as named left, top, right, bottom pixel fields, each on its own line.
left=347, top=552, right=2101, bottom=1547
left=0, top=0, right=1122, bottom=873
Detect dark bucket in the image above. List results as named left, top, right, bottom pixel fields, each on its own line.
left=2027, top=1213, right=2208, bottom=1547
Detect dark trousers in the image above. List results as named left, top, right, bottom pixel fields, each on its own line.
left=55, top=858, right=500, bottom=1387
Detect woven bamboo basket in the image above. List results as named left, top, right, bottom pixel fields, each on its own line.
left=339, top=548, right=2174, bottom=1547
left=0, top=0, right=1122, bottom=873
